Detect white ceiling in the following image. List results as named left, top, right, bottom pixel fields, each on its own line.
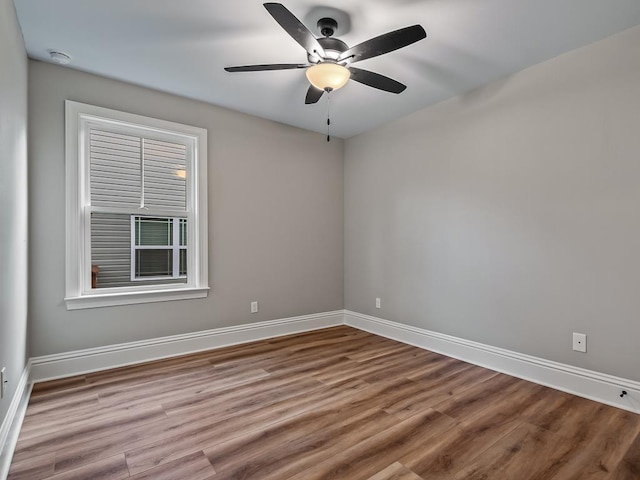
left=14, top=0, right=640, bottom=138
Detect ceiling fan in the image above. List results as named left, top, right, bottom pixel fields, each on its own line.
left=224, top=3, right=427, bottom=104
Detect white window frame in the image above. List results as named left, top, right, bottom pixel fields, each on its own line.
left=65, top=101, right=209, bottom=309
left=130, top=216, right=187, bottom=281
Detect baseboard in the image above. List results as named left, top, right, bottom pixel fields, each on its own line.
left=25, top=308, right=640, bottom=414
left=0, top=362, right=32, bottom=480
left=345, top=310, right=640, bottom=414
left=30, top=310, right=344, bottom=382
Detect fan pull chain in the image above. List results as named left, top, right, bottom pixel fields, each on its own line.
left=326, top=88, right=331, bottom=142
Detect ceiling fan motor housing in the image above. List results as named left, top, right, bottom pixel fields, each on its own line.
left=309, top=36, right=348, bottom=62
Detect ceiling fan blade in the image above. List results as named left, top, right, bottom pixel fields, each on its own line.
left=264, top=3, right=325, bottom=58
left=338, top=25, right=426, bottom=63
left=349, top=67, right=407, bottom=94
left=225, top=63, right=308, bottom=72
left=305, top=85, right=324, bottom=104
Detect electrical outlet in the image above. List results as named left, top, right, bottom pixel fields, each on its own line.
left=572, top=333, right=587, bottom=353
left=375, top=297, right=381, bottom=309
left=1, top=367, right=6, bottom=399
left=250, top=301, right=258, bottom=314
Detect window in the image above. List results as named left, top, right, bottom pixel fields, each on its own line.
left=131, top=216, right=186, bottom=280
left=65, top=101, right=208, bottom=309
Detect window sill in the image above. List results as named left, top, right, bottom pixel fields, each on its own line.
left=64, top=287, right=210, bottom=310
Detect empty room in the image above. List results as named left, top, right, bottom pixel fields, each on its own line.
left=1, top=0, right=640, bottom=478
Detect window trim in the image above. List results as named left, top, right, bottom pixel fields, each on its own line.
left=65, top=101, right=209, bottom=309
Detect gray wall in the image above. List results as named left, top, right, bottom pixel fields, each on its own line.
left=29, top=61, right=344, bottom=356
left=345, top=25, right=640, bottom=382
left=0, top=0, right=28, bottom=430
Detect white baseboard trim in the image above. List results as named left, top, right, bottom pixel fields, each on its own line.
left=345, top=310, right=640, bottom=414
left=0, top=362, right=32, bottom=480
left=23, top=308, right=640, bottom=415
left=30, top=311, right=344, bottom=383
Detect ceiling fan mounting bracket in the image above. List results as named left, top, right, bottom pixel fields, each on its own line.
left=317, top=17, right=338, bottom=37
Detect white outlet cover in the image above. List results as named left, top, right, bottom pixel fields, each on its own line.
left=572, top=333, right=587, bottom=353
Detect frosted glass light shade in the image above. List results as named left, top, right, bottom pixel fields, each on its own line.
left=306, top=63, right=350, bottom=91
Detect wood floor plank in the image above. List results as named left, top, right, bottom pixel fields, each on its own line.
left=90, top=360, right=225, bottom=397
left=204, top=407, right=398, bottom=480
left=386, top=365, right=499, bottom=419
left=162, top=373, right=323, bottom=419
left=449, top=413, right=637, bottom=480
left=450, top=422, right=569, bottom=480
left=367, top=462, right=423, bottom=480
left=14, top=405, right=167, bottom=460
left=98, top=366, right=271, bottom=409
left=264, top=352, right=354, bottom=377
left=50, top=416, right=184, bottom=473
left=128, top=451, right=215, bottom=480
left=544, top=406, right=640, bottom=480
left=18, top=403, right=164, bottom=442
left=287, top=409, right=458, bottom=480
left=358, top=350, right=443, bottom=384
left=30, top=376, right=87, bottom=395
left=387, top=374, right=555, bottom=478
left=198, top=378, right=451, bottom=480
left=48, top=454, right=129, bottom=480
left=408, top=357, right=487, bottom=387
left=346, top=341, right=416, bottom=363
left=125, top=377, right=348, bottom=475
left=29, top=358, right=215, bottom=405
left=310, top=347, right=432, bottom=385
left=7, top=452, right=55, bottom=480
left=23, top=390, right=99, bottom=418
left=399, top=411, right=520, bottom=479
left=609, top=428, right=640, bottom=480
left=167, top=376, right=368, bottom=431
left=81, top=340, right=278, bottom=386
left=525, top=393, right=626, bottom=438
left=432, top=372, right=531, bottom=420
left=136, top=380, right=371, bottom=474
left=8, top=326, right=639, bottom=480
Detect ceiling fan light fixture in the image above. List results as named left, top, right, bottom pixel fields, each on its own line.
left=306, top=62, right=350, bottom=92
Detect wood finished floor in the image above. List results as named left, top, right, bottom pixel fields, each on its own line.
left=8, top=326, right=640, bottom=480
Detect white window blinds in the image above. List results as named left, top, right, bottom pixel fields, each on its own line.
left=89, top=129, right=187, bottom=211
left=143, top=138, right=187, bottom=211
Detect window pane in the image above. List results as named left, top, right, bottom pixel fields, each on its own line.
left=91, top=212, right=131, bottom=289
left=179, top=249, right=187, bottom=276
left=180, top=219, right=187, bottom=246
left=136, top=249, right=173, bottom=277
left=143, top=138, right=187, bottom=211
left=91, top=212, right=187, bottom=287
left=90, top=129, right=142, bottom=209
left=136, top=217, right=172, bottom=246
